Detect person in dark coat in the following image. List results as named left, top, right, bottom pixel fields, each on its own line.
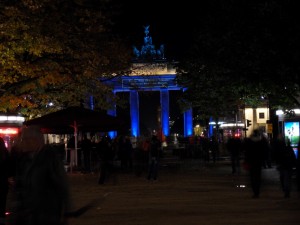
left=210, top=135, right=219, bottom=163
left=261, top=133, right=272, bottom=169
left=8, top=126, right=71, bottom=225
left=272, top=134, right=286, bottom=166
left=147, top=135, right=161, bottom=181
left=276, top=139, right=297, bottom=198
left=243, top=129, right=266, bottom=198
left=226, top=135, right=242, bottom=175
left=80, top=134, right=92, bottom=173
left=118, top=136, right=133, bottom=171
left=97, top=136, right=115, bottom=184
left=124, top=137, right=133, bottom=170
left=0, top=137, right=9, bottom=225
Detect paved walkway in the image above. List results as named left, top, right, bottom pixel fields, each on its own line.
left=62, top=159, right=300, bottom=225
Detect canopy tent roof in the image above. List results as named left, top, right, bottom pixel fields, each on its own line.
left=23, top=106, right=124, bottom=134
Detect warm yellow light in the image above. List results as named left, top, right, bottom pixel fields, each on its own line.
left=0, top=115, right=25, bottom=122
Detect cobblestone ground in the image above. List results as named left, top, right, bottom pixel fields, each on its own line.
left=63, top=160, right=300, bottom=225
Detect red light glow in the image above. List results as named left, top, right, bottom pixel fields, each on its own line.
left=0, top=128, right=19, bottom=135
left=234, top=133, right=241, bottom=138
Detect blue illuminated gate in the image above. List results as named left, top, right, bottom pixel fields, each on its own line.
left=104, top=73, right=192, bottom=138
left=103, top=26, right=193, bottom=138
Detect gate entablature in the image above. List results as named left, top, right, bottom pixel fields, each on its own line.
left=108, top=60, right=179, bottom=91
left=112, top=75, right=179, bottom=92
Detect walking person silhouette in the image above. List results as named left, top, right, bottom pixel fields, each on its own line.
left=147, top=135, right=161, bottom=181
left=8, top=126, right=71, bottom=225
left=227, top=135, right=242, bottom=175
left=244, top=129, right=266, bottom=198
left=0, top=137, right=10, bottom=225
left=276, top=139, right=297, bottom=198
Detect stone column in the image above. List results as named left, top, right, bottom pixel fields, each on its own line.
left=184, top=108, right=193, bottom=137
left=89, top=95, right=94, bottom=110
left=183, top=88, right=193, bottom=137
left=160, top=89, right=170, bottom=137
left=130, top=90, right=140, bottom=137
left=107, top=91, right=117, bottom=139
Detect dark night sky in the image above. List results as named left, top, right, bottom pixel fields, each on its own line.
left=112, top=1, right=299, bottom=135
left=113, top=1, right=195, bottom=134
left=114, top=1, right=198, bottom=61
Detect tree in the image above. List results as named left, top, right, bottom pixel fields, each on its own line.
left=176, top=0, right=300, bottom=122
left=0, top=0, right=131, bottom=118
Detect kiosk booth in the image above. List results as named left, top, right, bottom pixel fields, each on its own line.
left=276, top=109, right=300, bottom=158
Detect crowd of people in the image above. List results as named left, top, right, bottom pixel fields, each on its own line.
left=66, top=133, right=164, bottom=184
left=0, top=125, right=300, bottom=224
left=227, top=129, right=299, bottom=199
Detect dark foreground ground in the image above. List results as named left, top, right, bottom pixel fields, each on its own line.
left=7, top=159, right=300, bottom=225
left=67, top=159, right=300, bottom=225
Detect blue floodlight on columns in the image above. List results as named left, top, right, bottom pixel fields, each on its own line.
left=160, top=89, right=170, bottom=137
left=89, top=95, right=94, bottom=110
left=130, top=90, right=140, bottom=137
left=209, top=116, right=213, bottom=138
left=184, top=108, right=193, bottom=137
left=107, top=91, right=117, bottom=139
left=182, top=88, right=193, bottom=137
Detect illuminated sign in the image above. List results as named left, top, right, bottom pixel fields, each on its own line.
left=284, top=121, right=299, bottom=146
left=0, top=127, right=19, bottom=135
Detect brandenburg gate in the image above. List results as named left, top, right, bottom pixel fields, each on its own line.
left=104, top=26, right=193, bottom=139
